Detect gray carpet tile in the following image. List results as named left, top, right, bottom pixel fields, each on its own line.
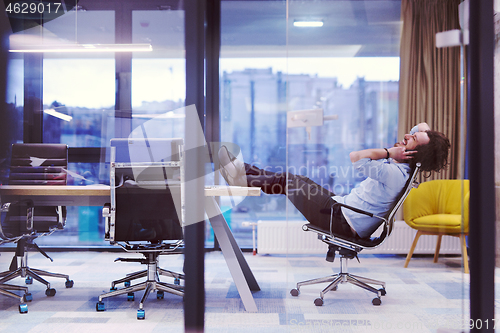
left=0, top=249, right=492, bottom=333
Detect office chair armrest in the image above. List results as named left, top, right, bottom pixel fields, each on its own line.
left=1, top=199, right=34, bottom=212
left=331, top=202, right=374, bottom=218
left=1, top=199, right=35, bottom=233
left=0, top=200, right=35, bottom=242
left=103, top=203, right=114, bottom=242
left=322, top=202, right=388, bottom=229
left=102, top=205, right=112, bottom=218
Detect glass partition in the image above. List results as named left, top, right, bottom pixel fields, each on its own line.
left=219, top=0, right=288, bottom=247
left=41, top=10, right=115, bottom=147
left=1, top=4, right=186, bottom=247
left=283, top=0, right=468, bottom=330
left=0, top=57, right=23, bottom=185
left=0, top=0, right=477, bottom=328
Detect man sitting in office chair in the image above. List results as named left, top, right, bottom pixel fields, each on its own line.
left=218, top=123, right=450, bottom=240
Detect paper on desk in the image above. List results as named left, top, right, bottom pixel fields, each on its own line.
left=63, top=168, right=96, bottom=184
left=29, top=156, right=46, bottom=167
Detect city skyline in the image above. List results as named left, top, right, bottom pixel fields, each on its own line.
left=7, top=57, right=400, bottom=109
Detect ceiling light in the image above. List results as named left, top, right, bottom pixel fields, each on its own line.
left=9, top=43, right=153, bottom=53
left=293, top=20, right=323, bottom=28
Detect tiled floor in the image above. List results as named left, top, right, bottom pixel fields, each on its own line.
left=0, top=249, right=487, bottom=333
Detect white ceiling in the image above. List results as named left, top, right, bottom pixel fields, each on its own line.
left=10, top=0, right=402, bottom=58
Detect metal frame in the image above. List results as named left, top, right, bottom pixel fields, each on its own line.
left=0, top=144, right=74, bottom=309
left=468, top=1, right=495, bottom=330
left=291, top=164, right=421, bottom=306
left=97, top=143, right=185, bottom=319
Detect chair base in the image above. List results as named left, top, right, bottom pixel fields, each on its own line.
left=0, top=283, right=30, bottom=314
left=0, top=250, right=73, bottom=294
left=96, top=252, right=184, bottom=320
left=110, top=266, right=184, bottom=290
left=0, top=283, right=30, bottom=302
left=290, top=255, right=385, bottom=306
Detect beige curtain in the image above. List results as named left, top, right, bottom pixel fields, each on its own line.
left=398, top=0, right=463, bottom=180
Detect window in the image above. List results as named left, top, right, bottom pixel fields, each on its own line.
left=220, top=0, right=401, bottom=247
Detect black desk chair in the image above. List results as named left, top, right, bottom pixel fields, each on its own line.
left=96, top=138, right=184, bottom=320
left=290, top=164, right=421, bottom=306
left=0, top=243, right=30, bottom=313
left=0, top=143, right=74, bottom=313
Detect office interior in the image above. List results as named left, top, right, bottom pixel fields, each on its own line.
left=0, top=0, right=497, bottom=332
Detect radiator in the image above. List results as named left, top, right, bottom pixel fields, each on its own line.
left=256, top=220, right=463, bottom=255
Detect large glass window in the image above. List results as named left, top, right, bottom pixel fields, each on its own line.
left=220, top=0, right=401, bottom=247
left=0, top=58, right=23, bottom=185
left=0, top=0, right=480, bottom=329
left=41, top=10, right=115, bottom=148
left=129, top=9, right=186, bottom=146
left=4, top=6, right=186, bottom=247
left=132, top=10, right=185, bottom=112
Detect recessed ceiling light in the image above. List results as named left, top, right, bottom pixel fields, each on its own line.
left=293, top=20, right=324, bottom=28
left=9, top=43, right=153, bottom=53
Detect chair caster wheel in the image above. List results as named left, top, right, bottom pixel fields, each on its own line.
left=124, top=281, right=131, bottom=287
left=45, top=288, right=56, bottom=297
left=157, top=291, right=164, bottom=299
left=25, top=276, right=33, bottom=285
left=174, top=278, right=181, bottom=285
left=65, top=280, right=74, bottom=288
left=137, top=309, right=145, bottom=320
left=19, top=303, right=28, bottom=314
left=314, top=298, right=323, bottom=306
left=127, top=292, right=135, bottom=301
left=110, top=286, right=117, bottom=292
left=96, top=301, right=105, bottom=311
left=23, top=293, right=33, bottom=302
left=379, top=288, right=386, bottom=296
left=372, top=297, right=381, bottom=306
left=290, top=289, right=299, bottom=297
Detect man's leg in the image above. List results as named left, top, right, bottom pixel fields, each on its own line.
left=218, top=146, right=353, bottom=237
left=245, top=164, right=337, bottom=231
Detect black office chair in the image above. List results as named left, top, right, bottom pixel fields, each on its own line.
left=290, top=163, right=421, bottom=306
left=0, top=243, right=30, bottom=314
left=0, top=143, right=74, bottom=312
left=96, top=138, right=184, bottom=320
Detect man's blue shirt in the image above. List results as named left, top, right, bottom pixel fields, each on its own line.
left=332, top=158, right=411, bottom=238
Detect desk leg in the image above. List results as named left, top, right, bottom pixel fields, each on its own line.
left=205, top=197, right=259, bottom=312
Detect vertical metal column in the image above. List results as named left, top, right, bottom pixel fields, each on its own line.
left=0, top=1, right=9, bottom=146
left=23, top=52, right=43, bottom=143
left=206, top=0, right=222, bottom=251
left=468, top=0, right=495, bottom=331
left=184, top=0, right=206, bottom=331
left=206, top=0, right=221, bottom=146
left=250, top=80, right=255, bottom=162
left=114, top=3, right=132, bottom=138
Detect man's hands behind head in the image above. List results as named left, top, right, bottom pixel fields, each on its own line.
left=389, top=146, right=417, bottom=163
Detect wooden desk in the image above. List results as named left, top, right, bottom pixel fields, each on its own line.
left=0, top=184, right=260, bottom=205
left=0, top=185, right=110, bottom=207
left=0, top=184, right=261, bottom=312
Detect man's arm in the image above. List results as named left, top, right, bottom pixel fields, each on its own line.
left=349, top=147, right=411, bottom=163
left=350, top=122, right=427, bottom=163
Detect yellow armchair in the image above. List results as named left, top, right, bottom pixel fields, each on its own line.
left=403, top=179, right=469, bottom=273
